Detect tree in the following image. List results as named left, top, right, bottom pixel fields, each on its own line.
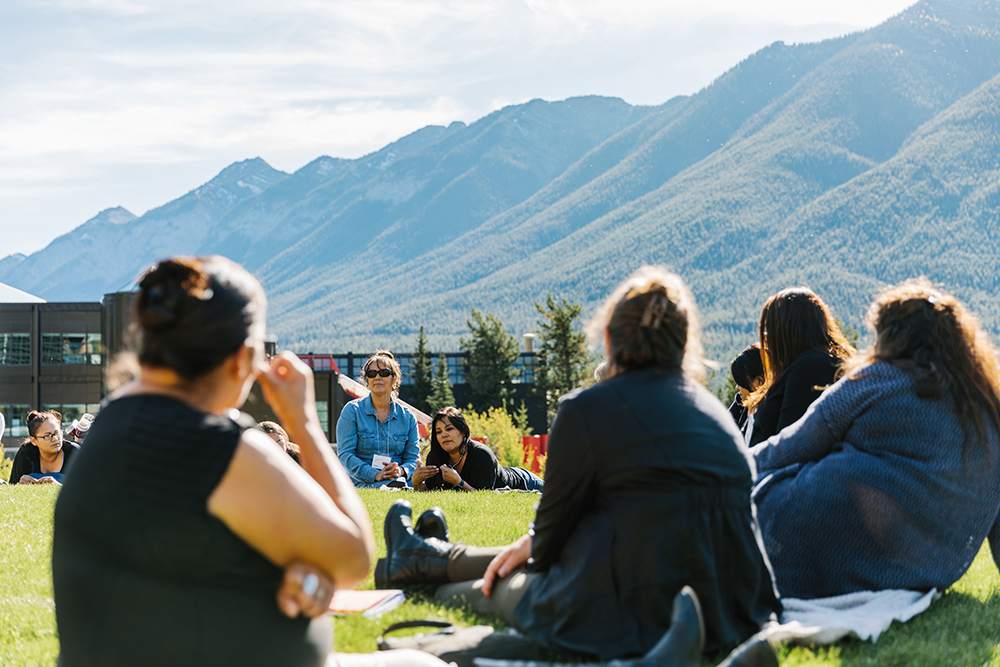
left=427, top=352, right=456, bottom=413
left=410, top=326, right=433, bottom=413
left=461, top=308, right=520, bottom=411
left=535, top=293, right=589, bottom=419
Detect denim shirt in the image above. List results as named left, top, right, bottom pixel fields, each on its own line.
left=336, top=395, right=420, bottom=487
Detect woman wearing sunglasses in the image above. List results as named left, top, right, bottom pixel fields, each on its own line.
left=9, top=409, right=80, bottom=485
left=336, top=350, right=420, bottom=488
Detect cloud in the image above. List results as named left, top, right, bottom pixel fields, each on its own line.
left=0, top=0, right=917, bottom=256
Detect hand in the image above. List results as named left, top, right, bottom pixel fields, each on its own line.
left=276, top=560, right=336, bottom=619
left=482, top=534, right=531, bottom=597
left=440, top=465, right=462, bottom=486
left=36, top=476, right=61, bottom=485
left=375, top=462, right=402, bottom=481
left=257, top=352, right=318, bottom=429
left=18, top=475, right=38, bottom=485
left=411, top=465, right=439, bottom=486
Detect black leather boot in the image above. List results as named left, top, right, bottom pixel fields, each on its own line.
left=414, top=507, right=449, bottom=541
left=642, top=585, right=705, bottom=667
left=374, top=499, right=455, bottom=588
left=715, top=634, right=778, bottom=667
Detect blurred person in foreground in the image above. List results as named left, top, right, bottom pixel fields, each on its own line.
left=52, top=255, right=445, bottom=667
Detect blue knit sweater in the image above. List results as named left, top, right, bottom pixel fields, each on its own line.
left=752, top=362, right=1000, bottom=598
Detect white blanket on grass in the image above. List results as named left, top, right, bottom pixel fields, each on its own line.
left=763, top=588, right=940, bottom=644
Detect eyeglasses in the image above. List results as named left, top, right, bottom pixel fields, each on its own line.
left=33, top=430, right=62, bottom=442
left=365, top=368, right=393, bottom=378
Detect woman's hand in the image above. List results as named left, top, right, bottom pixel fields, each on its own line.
left=257, top=352, right=319, bottom=430
left=276, top=560, right=336, bottom=619
left=36, top=476, right=61, bottom=485
left=482, top=534, right=532, bottom=596
left=411, top=465, right=438, bottom=487
left=374, top=462, right=402, bottom=482
left=18, top=475, right=37, bottom=485
left=440, top=465, right=462, bottom=486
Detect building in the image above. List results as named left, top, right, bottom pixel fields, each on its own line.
left=1, top=288, right=546, bottom=458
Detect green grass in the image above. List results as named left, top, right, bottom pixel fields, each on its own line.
left=1, top=487, right=998, bottom=666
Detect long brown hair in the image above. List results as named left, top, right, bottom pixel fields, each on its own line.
left=845, top=278, right=1000, bottom=445
left=746, top=287, right=854, bottom=411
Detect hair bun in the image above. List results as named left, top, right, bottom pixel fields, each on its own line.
left=26, top=410, right=42, bottom=421
left=373, top=349, right=395, bottom=360
left=138, top=258, right=212, bottom=331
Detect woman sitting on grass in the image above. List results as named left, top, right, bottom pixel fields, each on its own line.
left=752, top=278, right=1000, bottom=598
left=52, top=256, right=445, bottom=667
left=412, top=407, right=543, bottom=492
left=9, top=410, right=79, bottom=485
left=376, top=266, right=779, bottom=663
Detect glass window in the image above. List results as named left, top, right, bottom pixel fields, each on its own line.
left=0, top=334, right=30, bottom=365
left=316, top=400, right=330, bottom=437
left=446, top=354, right=466, bottom=384
left=41, top=404, right=101, bottom=428
left=1, top=405, right=31, bottom=437
left=42, top=333, right=102, bottom=365
left=514, top=353, right=537, bottom=384
left=396, top=356, right=413, bottom=386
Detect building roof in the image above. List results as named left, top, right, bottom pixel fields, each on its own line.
left=0, top=281, right=46, bottom=303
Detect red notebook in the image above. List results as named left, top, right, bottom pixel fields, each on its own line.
left=329, top=589, right=406, bottom=618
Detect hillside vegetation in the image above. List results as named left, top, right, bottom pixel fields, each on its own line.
left=5, top=0, right=1000, bottom=366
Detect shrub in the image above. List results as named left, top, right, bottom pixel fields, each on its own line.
left=0, top=454, right=12, bottom=484
left=463, top=406, right=524, bottom=468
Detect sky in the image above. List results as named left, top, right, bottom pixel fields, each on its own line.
left=1, top=0, right=917, bottom=258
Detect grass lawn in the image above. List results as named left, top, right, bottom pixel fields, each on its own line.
left=1, top=486, right=998, bottom=666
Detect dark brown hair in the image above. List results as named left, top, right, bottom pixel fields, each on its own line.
left=254, top=421, right=289, bottom=448
left=428, top=407, right=471, bottom=463
left=587, top=266, right=704, bottom=381
left=846, top=278, right=1000, bottom=445
left=362, top=349, right=402, bottom=393
left=747, top=287, right=854, bottom=411
left=730, top=343, right=764, bottom=391
left=135, top=256, right=266, bottom=380
left=27, top=410, right=62, bottom=437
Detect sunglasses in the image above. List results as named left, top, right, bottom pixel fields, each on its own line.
left=365, top=368, right=393, bottom=378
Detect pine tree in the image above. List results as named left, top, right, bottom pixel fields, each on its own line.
left=535, top=293, right=589, bottom=419
left=461, top=308, right=520, bottom=411
left=411, top=326, right=433, bottom=412
left=427, top=352, right=456, bottom=413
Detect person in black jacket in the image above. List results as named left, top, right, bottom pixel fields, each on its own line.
left=9, top=410, right=80, bottom=485
left=746, top=287, right=855, bottom=446
left=412, top=407, right=543, bottom=492
left=375, top=266, right=780, bottom=663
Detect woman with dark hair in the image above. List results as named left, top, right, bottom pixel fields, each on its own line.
left=752, top=278, right=1000, bottom=598
left=336, top=350, right=420, bottom=488
left=412, top=407, right=543, bottom=492
left=746, top=287, right=854, bottom=446
left=51, top=256, right=443, bottom=667
left=728, top=343, right=764, bottom=437
left=9, top=410, right=80, bottom=485
left=375, top=266, right=779, bottom=664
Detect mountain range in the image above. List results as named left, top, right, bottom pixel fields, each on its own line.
left=5, top=0, right=1000, bottom=368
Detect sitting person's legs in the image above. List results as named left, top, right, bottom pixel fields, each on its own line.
left=436, top=569, right=538, bottom=627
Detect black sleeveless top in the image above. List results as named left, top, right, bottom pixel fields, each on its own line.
left=52, top=394, right=332, bottom=667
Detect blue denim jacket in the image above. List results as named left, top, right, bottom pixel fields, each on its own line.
left=336, top=395, right=419, bottom=487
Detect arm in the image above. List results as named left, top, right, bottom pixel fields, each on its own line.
left=399, top=408, right=420, bottom=480
left=530, top=398, right=596, bottom=571
left=751, top=395, right=840, bottom=475
left=335, top=402, right=379, bottom=485
left=10, top=446, right=33, bottom=484
left=209, top=353, right=375, bottom=590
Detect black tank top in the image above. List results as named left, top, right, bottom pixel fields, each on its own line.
left=52, top=394, right=332, bottom=667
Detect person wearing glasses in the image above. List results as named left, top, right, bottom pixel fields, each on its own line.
left=336, top=350, right=420, bottom=488
left=9, top=410, right=80, bottom=485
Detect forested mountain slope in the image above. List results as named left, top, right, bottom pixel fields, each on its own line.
left=6, top=0, right=1000, bottom=366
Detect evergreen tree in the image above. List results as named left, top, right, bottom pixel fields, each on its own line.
left=411, top=326, right=433, bottom=412
left=461, top=308, right=520, bottom=411
left=535, top=293, right=589, bottom=419
left=427, top=352, right=456, bottom=412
